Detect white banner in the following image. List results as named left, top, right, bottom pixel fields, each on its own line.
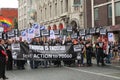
left=50, top=46, right=65, bottom=51
left=21, top=30, right=27, bottom=41
left=32, top=23, right=41, bottom=37
left=74, top=45, right=82, bottom=52
left=29, top=45, right=65, bottom=51
left=108, top=33, right=115, bottom=42
left=28, top=28, right=35, bottom=38
left=29, top=45, right=44, bottom=50
left=50, top=30, right=55, bottom=39
left=11, top=43, right=20, bottom=50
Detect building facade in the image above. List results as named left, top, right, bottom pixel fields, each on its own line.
left=18, top=0, right=38, bottom=30
left=0, top=8, right=18, bottom=28
left=88, top=0, right=120, bottom=42
left=18, top=0, right=85, bottom=31
left=37, top=0, right=85, bottom=31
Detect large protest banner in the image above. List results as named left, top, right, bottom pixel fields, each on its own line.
left=11, top=43, right=75, bottom=60
left=28, top=45, right=74, bottom=60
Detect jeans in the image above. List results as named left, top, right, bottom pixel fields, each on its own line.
left=106, top=53, right=112, bottom=64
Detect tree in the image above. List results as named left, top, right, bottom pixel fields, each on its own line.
left=13, top=18, right=18, bottom=29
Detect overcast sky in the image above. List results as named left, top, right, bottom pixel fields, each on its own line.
left=0, top=0, right=18, bottom=8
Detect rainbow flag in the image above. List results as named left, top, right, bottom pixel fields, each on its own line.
left=0, top=16, right=12, bottom=27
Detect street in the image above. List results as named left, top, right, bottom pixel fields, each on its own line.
left=6, top=64, right=120, bottom=80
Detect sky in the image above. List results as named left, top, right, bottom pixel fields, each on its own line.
left=0, top=0, right=18, bottom=8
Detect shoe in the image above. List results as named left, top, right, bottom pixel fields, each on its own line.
left=97, top=64, right=100, bottom=67
left=3, top=77, right=8, bottom=80
left=102, top=64, right=106, bottom=66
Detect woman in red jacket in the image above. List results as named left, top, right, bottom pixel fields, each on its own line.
left=0, top=39, right=8, bottom=80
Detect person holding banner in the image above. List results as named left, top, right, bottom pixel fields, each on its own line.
left=77, top=38, right=85, bottom=67
left=64, top=37, right=73, bottom=66
left=30, top=38, right=39, bottom=69
left=85, top=39, right=93, bottom=67
left=72, top=38, right=79, bottom=66
left=0, top=39, right=8, bottom=80
left=53, top=38, right=62, bottom=67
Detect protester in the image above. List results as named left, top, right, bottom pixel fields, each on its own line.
left=30, top=38, right=39, bottom=69
left=77, top=38, right=85, bottom=67
left=14, top=40, right=25, bottom=70
left=0, top=39, right=8, bottom=80
left=96, top=38, right=106, bottom=66
left=113, top=42, right=119, bottom=60
left=85, top=39, right=93, bottom=66
left=53, top=38, right=62, bottom=67
left=5, top=40, right=13, bottom=70
left=105, top=41, right=113, bottom=64
left=64, top=37, right=73, bottom=66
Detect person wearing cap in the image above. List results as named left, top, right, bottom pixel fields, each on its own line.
left=0, top=39, right=8, bottom=80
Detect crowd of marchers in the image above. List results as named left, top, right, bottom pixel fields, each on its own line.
left=0, top=36, right=120, bottom=80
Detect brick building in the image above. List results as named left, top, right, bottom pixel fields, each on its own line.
left=0, top=8, right=18, bottom=29
left=86, top=0, right=120, bottom=42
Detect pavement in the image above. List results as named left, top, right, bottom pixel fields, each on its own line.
left=4, top=60, right=120, bottom=80
left=92, top=59, right=120, bottom=70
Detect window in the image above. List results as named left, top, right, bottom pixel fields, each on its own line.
left=50, top=5, right=52, bottom=17
left=94, top=8, right=99, bottom=20
left=30, top=0, right=32, bottom=5
left=66, top=0, right=68, bottom=12
left=24, top=6, right=26, bottom=15
left=24, top=18, right=26, bottom=27
left=61, top=1, right=63, bottom=14
left=108, top=4, right=112, bottom=18
left=107, top=0, right=111, bottom=1
left=41, top=10, right=42, bottom=20
left=115, top=2, right=120, bottom=16
left=73, top=0, right=81, bottom=6
left=45, top=8, right=47, bottom=19
left=55, top=3, right=57, bottom=16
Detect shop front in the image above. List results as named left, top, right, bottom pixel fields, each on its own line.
left=106, top=24, right=120, bottom=43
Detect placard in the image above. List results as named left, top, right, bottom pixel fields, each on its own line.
left=11, top=43, right=21, bottom=59
left=100, top=28, right=107, bottom=35
left=90, top=28, right=95, bottom=34
left=96, top=27, right=100, bottom=33
left=54, top=30, right=60, bottom=35
left=67, top=26, right=72, bottom=32
left=32, top=23, right=41, bottom=37
left=14, top=29, right=19, bottom=35
left=7, top=30, right=15, bottom=38
left=41, top=30, right=49, bottom=36
left=79, top=29, right=85, bottom=36
left=71, top=33, right=78, bottom=39
left=108, top=33, right=115, bottom=42
left=0, top=27, right=4, bottom=32
left=73, top=45, right=82, bottom=52
left=86, top=29, right=90, bottom=35
left=29, top=45, right=44, bottom=50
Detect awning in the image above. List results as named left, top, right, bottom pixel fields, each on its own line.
left=106, top=24, right=120, bottom=32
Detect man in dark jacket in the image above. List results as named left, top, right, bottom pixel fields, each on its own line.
left=0, top=39, right=8, bottom=80
left=96, top=39, right=106, bottom=66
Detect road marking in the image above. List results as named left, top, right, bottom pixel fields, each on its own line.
left=115, top=66, right=120, bottom=68
left=65, top=67, right=120, bottom=79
